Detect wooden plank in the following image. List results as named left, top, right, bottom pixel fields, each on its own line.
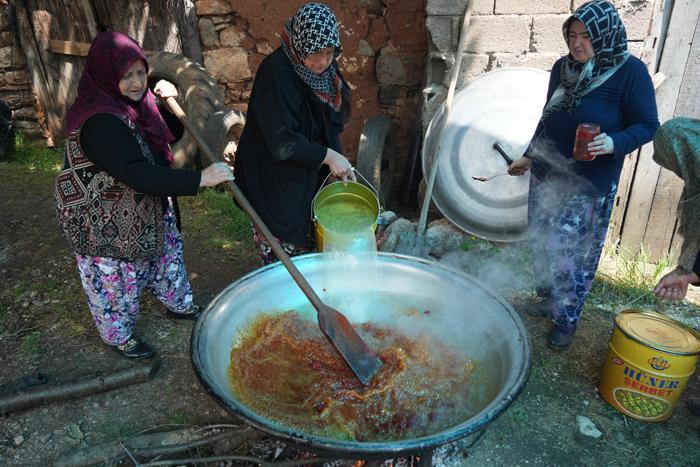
left=11, top=0, right=62, bottom=142
left=176, top=0, right=203, bottom=64
left=618, top=0, right=700, bottom=257
left=92, top=0, right=182, bottom=53
left=48, top=39, right=90, bottom=56
left=674, top=17, right=700, bottom=118
left=641, top=168, right=684, bottom=261
left=608, top=0, right=666, bottom=246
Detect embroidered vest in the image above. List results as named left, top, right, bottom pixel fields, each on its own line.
left=54, top=116, right=164, bottom=259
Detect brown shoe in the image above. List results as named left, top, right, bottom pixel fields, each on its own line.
left=112, top=336, right=154, bottom=359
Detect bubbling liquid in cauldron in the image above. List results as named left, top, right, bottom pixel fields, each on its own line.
left=228, top=311, right=478, bottom=441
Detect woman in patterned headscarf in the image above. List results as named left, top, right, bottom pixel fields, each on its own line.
left=507, top=1, right=659, bottom=349
left=234, top=3, right=354, bottom=264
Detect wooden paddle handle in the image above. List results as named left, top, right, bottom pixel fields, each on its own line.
left=164, top=97, right=325, bottom=311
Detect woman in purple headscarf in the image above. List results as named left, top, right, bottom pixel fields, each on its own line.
left=507, top=1, right=659, bottom=350
left=54, top=31, right=234, bottom=359
left=234, top=3, right=355, bottom=264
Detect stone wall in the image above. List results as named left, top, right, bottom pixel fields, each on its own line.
left=0, top=3, right=44, bottom=140
left=195, top=0, right=427, bottom=173
left=423, top=0, right=654, bottom=126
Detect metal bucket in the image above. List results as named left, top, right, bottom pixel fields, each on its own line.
left=598, top=310, right=700, bottom=421
left=191, top=253, right=531, bottom=457
left=312, top=180, right=379, bottom=251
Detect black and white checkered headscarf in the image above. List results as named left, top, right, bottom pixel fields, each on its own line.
left=280, top=3, right=344, bottom=112
left=544, top=0, right=630, bottom=116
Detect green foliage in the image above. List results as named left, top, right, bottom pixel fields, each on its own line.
left=8, top=133, right=63, bottom=173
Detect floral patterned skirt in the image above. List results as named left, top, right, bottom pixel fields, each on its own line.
left=528, top=175, right=617, bottom=331
left=76, top=202, right=194, bottom=346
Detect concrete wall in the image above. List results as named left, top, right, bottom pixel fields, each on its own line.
left=0, top=3, right=43, bottom=139
left=422, top=0, right=655, bottom=126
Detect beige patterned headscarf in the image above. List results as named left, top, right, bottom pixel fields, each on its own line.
left=652, top=117, right=700, bottom=273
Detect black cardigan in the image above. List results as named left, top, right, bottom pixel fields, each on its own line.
left=234, top=47, right=350, bottom=245
left=80, top=110, right=201, bottom=230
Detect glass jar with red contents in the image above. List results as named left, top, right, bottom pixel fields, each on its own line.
left=573, top=123, right=601, bottom=161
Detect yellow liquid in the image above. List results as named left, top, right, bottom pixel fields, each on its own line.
left=316, top=201, right=375, bottom=234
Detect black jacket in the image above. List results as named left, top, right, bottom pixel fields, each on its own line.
left=234, top=47, right=350, bottom=244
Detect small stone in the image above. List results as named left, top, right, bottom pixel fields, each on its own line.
left=576, top=415, right=602, bottom=438
left=13, top=434, right=24, bottom=446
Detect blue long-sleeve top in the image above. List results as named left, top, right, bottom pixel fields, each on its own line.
left=527, top=55, right=659, bottom=195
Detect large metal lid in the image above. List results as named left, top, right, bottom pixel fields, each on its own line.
left=615, top=310, right=700, bottom=355
left=422, top=67, right=549, bottom=242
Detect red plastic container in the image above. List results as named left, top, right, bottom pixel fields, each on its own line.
left=573, top=123, right=601, bottom=161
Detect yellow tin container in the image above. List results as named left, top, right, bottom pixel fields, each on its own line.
left=312, top=180, right=379, bottom=252
left=598, top=310, right=700, bottom=421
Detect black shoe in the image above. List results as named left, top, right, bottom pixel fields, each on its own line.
left=166, top=303, right=202, bottom=321
left=112, top=336, right=154, bottom=359
left=688, top=399, right=700, bottom=416
left=547, top=327, right=576, bottom=350
left=526, top=300, right=552, bottom=318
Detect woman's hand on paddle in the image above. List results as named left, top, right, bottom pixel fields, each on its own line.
left=507, top=156, right=532, bottom=176
left=323, top=148, right=356, bottom=184
left=653, top=270, right=698, bottom=301
left=588, top=133, right=615, bottom=156
left=153, top=80, right=178, bottom=99
left=154, top=80, right=179, bottom=113
left=200, top=162, right=234, bottom=187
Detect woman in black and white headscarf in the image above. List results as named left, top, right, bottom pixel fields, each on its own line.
left=507, top=1, right=659, bottom=350
left=234, top=2, right=354, bottom=264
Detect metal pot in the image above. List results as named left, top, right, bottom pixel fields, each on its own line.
left=191, top=253, right=530, bottom=457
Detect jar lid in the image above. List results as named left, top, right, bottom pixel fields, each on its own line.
left=615, top=310, right=700, bottom=355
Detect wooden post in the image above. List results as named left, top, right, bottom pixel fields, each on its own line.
left=11, top=0, right=62, bottom=142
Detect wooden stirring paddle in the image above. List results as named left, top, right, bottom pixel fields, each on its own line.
left=163, top=96, right=383, bottom=385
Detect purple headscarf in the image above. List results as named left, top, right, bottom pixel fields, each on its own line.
left=66, top=31, right=174, bottom=163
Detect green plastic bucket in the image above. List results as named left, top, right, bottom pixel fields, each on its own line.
left=312, top=180, right=380, bottom=251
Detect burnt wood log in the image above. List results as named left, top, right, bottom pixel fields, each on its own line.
left=0, top=357, right=160, bottom=415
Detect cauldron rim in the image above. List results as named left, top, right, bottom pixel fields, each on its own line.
left=191, top=252, right=531, bottom=456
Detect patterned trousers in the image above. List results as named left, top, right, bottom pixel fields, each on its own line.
left=76, top=204, right=194, bottom=345
left=528, top=175, right=617, bottom=330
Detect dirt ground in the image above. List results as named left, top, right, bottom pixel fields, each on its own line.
left=1, top=160, right=699, bottom=466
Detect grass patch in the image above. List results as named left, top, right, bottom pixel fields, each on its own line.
left=4, top=133, right=63, bottom=174
left=180, top=187, right=253, bottom=250
left=19, top=331, right=45, bottom=357
left=94, top=416, right=137, bottom=441
left=589, top=242, right=673, bottom=313
left=167, top=411, right=198, bottom=426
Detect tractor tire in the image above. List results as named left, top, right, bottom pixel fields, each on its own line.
left=201, top=109, right=246, bottom=168
left=147, top=51, right=224, bottom=168
left=355, top=115, right=396, bottom=206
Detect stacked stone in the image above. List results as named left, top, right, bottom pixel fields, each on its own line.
left=193, top=0, right=427, bottom=169
left=0, top=3, right=43, bottom=139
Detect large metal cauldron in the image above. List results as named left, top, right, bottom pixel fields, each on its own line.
left=191, top=253, right=530, bottom=457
